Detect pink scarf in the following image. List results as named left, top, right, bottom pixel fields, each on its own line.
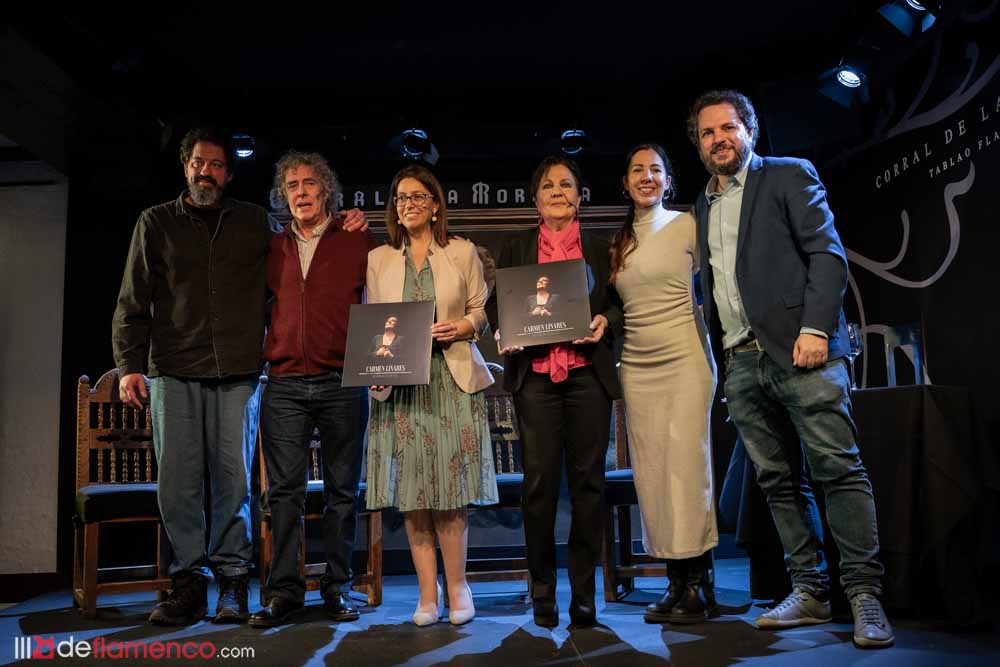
left=533, top=220, right=590, bottom=382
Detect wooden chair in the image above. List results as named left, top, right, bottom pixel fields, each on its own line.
left=462, top=362, right=530, bottom=592
left=601, top=399, right=666, bottom=601
left=73, top=370, right=170, bottom=617
left=257, top=399, right=383, bottom=607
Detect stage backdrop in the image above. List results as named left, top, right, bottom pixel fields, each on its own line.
left=802, top=8, right=1000, bottom=445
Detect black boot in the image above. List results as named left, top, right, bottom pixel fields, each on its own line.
left=666, top=551, right=717, bottom=625
left=644, top=559, right=687, bottom=623
left=214, top=574, right=249, bottom=623
left=532, top=598, right=559, bottom=627
left=569, top=597, right=597, bottom=627
left=149, top=573, right=208, bottom=626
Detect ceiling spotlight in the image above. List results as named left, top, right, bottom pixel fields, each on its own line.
left=401, top=128, right=430, bottom=158
left=819, top=62, right=870, bottom=108
left=389, top=128, right=439, bottom=164
left=879, top=0, right=937, bottom=36
left=232, top=134, right=255, bottom=159
left=560, top=129, right=588, bottom=155
left=836, top=66, right=863, bottom=88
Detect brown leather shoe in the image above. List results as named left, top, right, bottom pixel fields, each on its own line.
left=149, top=573, right=208, bottom=626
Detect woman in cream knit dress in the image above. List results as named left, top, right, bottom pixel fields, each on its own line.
left=610, top=143, right=718, bottom=624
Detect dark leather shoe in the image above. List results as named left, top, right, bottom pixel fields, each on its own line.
left=569, top=598, right=597, bottom=627
left=532, top=599, right=559, bottom=627
left=248, top=596, right=304, bottom=628
left=149, top=573, right=208, bottom=626
left=324, top=593, right=360, bottom=621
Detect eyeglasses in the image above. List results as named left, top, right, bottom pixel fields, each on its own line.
left=393, top=192, right=435, bottom=206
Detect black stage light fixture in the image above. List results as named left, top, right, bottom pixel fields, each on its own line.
left=232, top=133, right=255, bottom=159
left=879, top=0, right=937, bottom=37
left=401, top=128, right=430, bottom=158
left=389, top=128, right=439, bottom=164
left=819, top=59, right=871, bottom=108
left=560, top=129, right=589, bottom=156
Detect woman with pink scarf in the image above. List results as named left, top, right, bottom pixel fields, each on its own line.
left=485, top=156, right=623, bottom=628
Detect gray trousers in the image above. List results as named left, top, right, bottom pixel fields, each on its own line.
left=149, top=375, right=259, bottom=578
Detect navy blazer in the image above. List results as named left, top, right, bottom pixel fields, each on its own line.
left=694, top=154, right=850, bottom=372
left=485, top=227, right=623, bottom=398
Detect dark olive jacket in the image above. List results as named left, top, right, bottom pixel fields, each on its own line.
left=112, top=192, right=273, bottom=379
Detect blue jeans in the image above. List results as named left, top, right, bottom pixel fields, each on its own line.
left=149, top=375, right=260, bottom=579
left=723, top=350, right=883, bottom=598
left=259, top=372, right=367, bottom=602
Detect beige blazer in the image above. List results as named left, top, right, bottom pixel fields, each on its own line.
left=366, top=236, right=493, bottom=400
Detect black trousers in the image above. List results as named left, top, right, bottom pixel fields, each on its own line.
left=513, top=365, right=612, bottom=602
left=260, top=372, right=367, bottom=603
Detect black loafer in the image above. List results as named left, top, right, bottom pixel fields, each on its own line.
left=324, top=593, right=360, bottom=622
left=532, top=599, right=559, bottom=627
left=248, top=596, right=304, bottom=628
left=569, top=598, right=597, bottom=627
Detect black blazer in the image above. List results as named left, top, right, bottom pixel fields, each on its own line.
left=694, top=154, right=850, bottom=372
left=486, top=227, right=623, bottom=398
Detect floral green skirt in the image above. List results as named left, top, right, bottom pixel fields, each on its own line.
left=366, top=352, right=498, bottom=511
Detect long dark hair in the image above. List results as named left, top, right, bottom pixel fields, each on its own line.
left=609, top=143, right=675, bottom=282
left=384, top=164, right=450, bottom=249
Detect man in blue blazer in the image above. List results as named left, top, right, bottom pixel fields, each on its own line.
left=689, top=90, right=893, bottom=648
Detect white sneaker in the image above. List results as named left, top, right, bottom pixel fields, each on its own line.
left=754, top=588, right=832, bottom=629
left=850, top=593, right=894, bottom=648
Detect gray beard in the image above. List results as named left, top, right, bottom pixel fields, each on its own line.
left=189, top=183, right=223, bottom=207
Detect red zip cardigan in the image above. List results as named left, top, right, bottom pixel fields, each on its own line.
left=264, top=220, right=375, bottom=376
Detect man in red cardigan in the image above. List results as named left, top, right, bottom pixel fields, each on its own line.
left=249, top=151, right=375, bottom=627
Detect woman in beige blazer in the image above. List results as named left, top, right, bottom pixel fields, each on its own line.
left=365, top=164, right=498, bottom=627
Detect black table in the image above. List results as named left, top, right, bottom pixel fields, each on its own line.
left=718, top=385, right=999, bottom=623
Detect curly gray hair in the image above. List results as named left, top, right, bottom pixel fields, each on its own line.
left=273, top=150, right=342, bottom=213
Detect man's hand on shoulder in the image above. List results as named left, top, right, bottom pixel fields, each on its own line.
left=339, top=208, right=368, bottom=232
